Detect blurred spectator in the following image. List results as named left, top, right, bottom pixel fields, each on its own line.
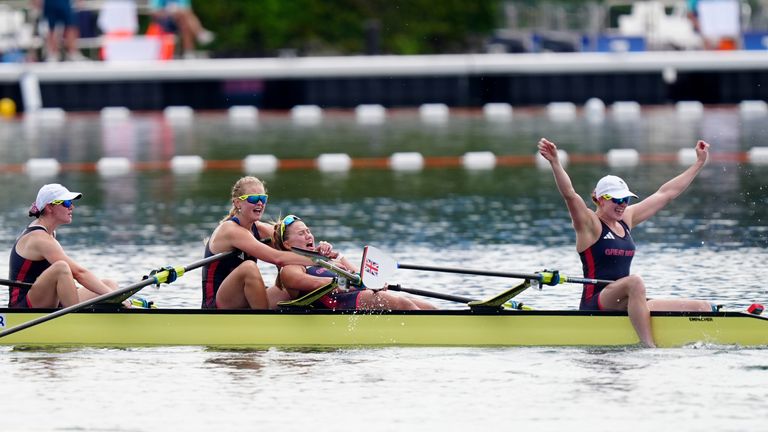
left=149, top=0, right=214, bottom=59
left=33, top=0, right=89, bottom=62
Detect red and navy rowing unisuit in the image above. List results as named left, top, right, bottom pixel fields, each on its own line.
left=579, top=220, right=635, bottom=310
left=304, top=266, right=363, bottom=310
left=201, top=217, right=261, bottom=309
left=8, top=226, right=51, bottom=308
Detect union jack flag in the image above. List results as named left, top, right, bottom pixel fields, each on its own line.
left=364, top=258, right=379, bottom=276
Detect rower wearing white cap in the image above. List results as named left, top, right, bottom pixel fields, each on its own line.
left=538, top=138, right=715, bottom=348
left=8, top=184, right=120, bottom=308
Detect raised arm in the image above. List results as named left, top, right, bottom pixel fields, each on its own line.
left=538, top=138, right=600, bottom=247
left=625, top=140, right=710, bottom=228
left=214, top=223, right=314, bottom=267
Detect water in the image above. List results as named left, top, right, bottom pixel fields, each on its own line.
left=0, top=107, right=767, bottom=430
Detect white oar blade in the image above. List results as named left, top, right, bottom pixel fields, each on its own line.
left=360, top=246, right=397, bottom=288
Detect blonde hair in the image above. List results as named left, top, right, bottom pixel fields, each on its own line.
left=220, top=176, right=267, bottom=223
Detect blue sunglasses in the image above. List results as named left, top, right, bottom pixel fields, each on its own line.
left=279, top=214, right=302, bottom=240
left=238, top=194, right=269, bottom=205
left=51, top=199, right=73, bottom=208
left=601, top=194, right=631, bottom=205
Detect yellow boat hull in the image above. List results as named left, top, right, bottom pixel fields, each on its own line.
left=0, top=309, right=766, bottom=348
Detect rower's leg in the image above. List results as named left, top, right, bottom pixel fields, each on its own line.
left=266, top=285, right=292, bottom=309
left=216, top=261, right=268, bottom=309
left=26, top=261, right=78, bottom=307
left=410, top=297, right=437, bottom=310
left=76, top=279, right=118, bottom=302
left=648, top=298, right=713, bottom=312
left=599, top=275, right=656, bottom=348
left=357, top=290, right=419, bottom=310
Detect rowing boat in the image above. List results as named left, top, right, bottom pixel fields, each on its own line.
left=1, top=307, right=766, bottom=348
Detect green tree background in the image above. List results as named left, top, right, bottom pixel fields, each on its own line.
left=193, top=0, right=503, bottom=56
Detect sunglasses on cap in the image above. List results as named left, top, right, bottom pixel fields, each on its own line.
left=237, top=194, right=269, bottom=205
left=51, top=199, right=73, bottom=208
left=601, top=194, right=631, bottom=205
left=279, top=214, right=302, bottom=240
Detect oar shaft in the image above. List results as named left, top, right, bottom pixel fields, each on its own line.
left=0, top=251, right=235, bottom=339
left=0, top=279, right=33, bottom=289
left=397, top=263, right=539, bottom=280
left=386, top=284, right=474, bottom=303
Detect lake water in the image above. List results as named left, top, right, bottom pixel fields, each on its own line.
left=0, top=106, right=766, bottom=430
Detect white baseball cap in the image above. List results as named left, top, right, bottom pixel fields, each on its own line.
left=594, top=175, right=638, bottom=199
left=35, top=184, right=82, bottom=210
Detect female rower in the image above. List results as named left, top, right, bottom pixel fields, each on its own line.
left=537, top=138, right=714, bottom=348
left=9, top=184, right=120, bottom=308
left=272, top=214, right=436, bottom=310
left=201, top=176, right=315, bottom=309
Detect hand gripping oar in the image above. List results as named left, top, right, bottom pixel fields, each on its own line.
left=0, top=251, right=235, bottom=339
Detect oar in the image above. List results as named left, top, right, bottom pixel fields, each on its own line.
left=0, top=279, right=33, bottom=289
left=365, top=247, right=614, bottom=287
left=0, top=251, right=235, bottom=339
left=385, top=284, right=528, bottom=310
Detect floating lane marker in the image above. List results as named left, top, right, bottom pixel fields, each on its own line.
left=677, top=148, right=697, bottom=165
left=611, top=101, right=641, bottom=119
left=317, top=153, right=352, bottom=172
left=535, top=149, right=568, bottom=170
left=584, top=98, right=605, bottom=119
left=482, top=103, right=513, bottom=121
left=355, top=104, right=386, bottom=124
left=419, top=104, right=449, bottom=123
left=748, top=147, right=768, bottom=165
left=675, top=101, right=704, bottom=118
left=164, top=106, right=194, bottom=123
left=462, top=151, right=496, bottom=170
left=390, top=152, right=424, bottom=171
left=96, top=157, right=132, bottom=176
left=546, top=102, right=576, bottom=121
left=228, top=106, right=259, bottom=122
left=170, top=155, right=205, bottom=174
left=739, top=100, right=768, bottom=117
left=27, top=107, right=66, bottom=123
left=100, top=107, right=131, bottom=121
left=606, top=149, right=640, bottom=167
left=25, top=158, right=61, bottom=177
left=243, top=154, right=278, bottom=173
left=291, top=105, right=323, bottom=125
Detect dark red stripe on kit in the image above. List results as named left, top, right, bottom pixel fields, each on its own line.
left=205, top=261, right=220, bottom=304
left=10, top=260, right=33, bottom=305
left=583, top=248, right=596, bottom=300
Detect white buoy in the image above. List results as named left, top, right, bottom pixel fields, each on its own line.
left=419, top=104, right=449, bottom=122
left=29, top=107, right=66, bottom=123
left=243, top=154, right=278, bottom=173
left=546, top=102, right=576, bottom=120
left=390, top=152, right=424, bottom=171
left=462, top=151, right=496, bottom=170
left=25, top=158, right=60, bottom=176
left=170, top=155, right=205, bottom=174
left=606, top=149, right=640, bottom=167
left=96, top=157, right=132, bottom=176
left=611, top=101, right=641, bottom=118
left=535, top=150, right=568, bottom=170
left=675, top=101, right=704, bottom=118
left=164, top=106, right=194, bottom=122
left=677, top=148, right=697, bottom=165
left=584, top=98, right=605, bottom=116
left=748, top=147, right=768, bottom=165
left=228, top=106, right=258, bottom=122
left=317, top=153, right=352, bottom=172
left=482, top=103, right=513, bottom=121
left=355, top=104, right=386, bottom=124
left=100, top=107, right=131, bottom=121
left=291, top=105, right=323, bottom=124
left=739, top=100, right=768, bottom=117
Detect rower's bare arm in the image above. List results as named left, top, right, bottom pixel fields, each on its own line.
left=224, top=224, right=313, bottom=267
left=627, top=140, right=710, bottom=227
left=281, top=265, right=334, bottom=292
left=538, top=138, right=596, bottom=235
left=37, top=236, right=113, bottom=295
